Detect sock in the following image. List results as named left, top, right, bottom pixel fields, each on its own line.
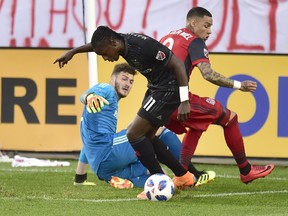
left=130, top=136, right=164, bottom=175
left=187, top=163, right=202, bottom=179
left=180, top=129, right=203, bottom=170
left=151, top=136, right=186, bottom=177
left=159, top=128, right=203, bottom=178
left=75, top=173, right=87, bottom=183
left=223, top=114, right=251, bottom=175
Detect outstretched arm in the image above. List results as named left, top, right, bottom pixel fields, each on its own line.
left=197, top=62, right=257, bottom=92
left=53, top=43, right=94, bottom=68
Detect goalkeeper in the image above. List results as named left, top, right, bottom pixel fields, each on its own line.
left=73, top=63, right=215, bottom=188
left=75, top=127, right=215, bottom=188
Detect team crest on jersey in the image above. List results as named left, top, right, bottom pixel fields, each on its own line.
left=203, top=48, right=209, bottom=58
left=156, top=51, right=166, bottom=61
left=206, top=98, right=215, bottom=105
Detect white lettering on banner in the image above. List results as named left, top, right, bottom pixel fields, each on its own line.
left=0, top=0, right=288, bottom=53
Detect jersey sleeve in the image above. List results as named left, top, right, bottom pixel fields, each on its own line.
left=141, top=39, right=172, bottom=67
left=82, top=83, right=114, bottom=103
left=188, top=38, right=210, bottom=66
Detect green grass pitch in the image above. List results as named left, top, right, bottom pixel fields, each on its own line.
left=0, top=161, right=287, bottom=216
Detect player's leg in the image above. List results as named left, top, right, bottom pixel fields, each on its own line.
left=74, top=148, right=96, bottom=185
left=127, top=91, right=195, bottom=190
left=110, top=161, right=150, bottom=188
left=126, top=115, right=167, bottom=174
left=158, top=127, right=215, bottom=186
left=127, top=123, right=195, bottom=192
left=97, top=129, right=147, bottom=188
left=173, top=93, right=212, bottom=172
left=219, top=108, right=274, bottom=183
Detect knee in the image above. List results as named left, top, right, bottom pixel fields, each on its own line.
left=225, top=111, right=238, bottom=127
left=126, top=124, right=134, bottom=141
left=229, top=111, right=237, bottom=120
left=218, top=108, right=238, bottom=127
left=126, top=122, right=143, bottom=141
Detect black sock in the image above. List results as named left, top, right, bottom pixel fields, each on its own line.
left=130, top=136, right=163, bottom=175
left=240, top=164, right=252, bottom=175
left=75, top=173, right=87, bottom=183
left=188, top=163, right=202, bottom=179
left=151, top=137, right=186, bottom=177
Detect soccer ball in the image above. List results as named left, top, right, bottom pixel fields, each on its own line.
left=144, top=173, right=174, bottom=201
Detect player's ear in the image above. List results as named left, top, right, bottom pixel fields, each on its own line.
left=109, top=39, right=117, bottom=46
left=110, top=39, right=122, bottom=49
left=110, top=74, right=116, bottom=85
left=190, top=18, right=197, bottom=27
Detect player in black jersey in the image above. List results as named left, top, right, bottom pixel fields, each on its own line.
left=54, top=26, right=195, bottom=199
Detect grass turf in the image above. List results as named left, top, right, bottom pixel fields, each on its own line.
left=0, top=161, right=287, bottom=216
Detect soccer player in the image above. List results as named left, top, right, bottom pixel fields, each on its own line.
left=72, top=63, right=215, bottom=190
left=75, top=126, right=215, bottom=188
left=160, top=7, right=274, bottom=184
left=54, top=26, right=195, bottom=198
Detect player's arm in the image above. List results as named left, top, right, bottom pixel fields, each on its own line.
left=197, top=62, right=257, bottom=92
left=168, top=54, right=190, bottom=122
left=142, top=38, right=190, bottom=121
left=53, top=43, right=94, bottom=68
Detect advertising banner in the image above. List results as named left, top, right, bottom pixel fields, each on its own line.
left=0, top=49, right=88, bottom=151
left=98, top=54, right=288, bottom=158
left=0, top=0, right=288, bottom=53
left=1, top=51, right=287, bottom=157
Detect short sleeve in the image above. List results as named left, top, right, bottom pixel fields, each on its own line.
left=188, top=38, right=210, bottom=66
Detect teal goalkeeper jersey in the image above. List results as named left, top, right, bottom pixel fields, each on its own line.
left=80, top=83, right=118, bottom=174
left=81, top=83, right=118, bottom=135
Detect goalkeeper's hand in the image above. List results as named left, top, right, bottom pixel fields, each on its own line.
left=86, top=93, right=109, bottom=113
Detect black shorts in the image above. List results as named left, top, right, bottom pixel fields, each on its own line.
left=137, top=89, right=180, bottom=127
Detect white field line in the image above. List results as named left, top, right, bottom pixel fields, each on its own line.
left=0, top=168, right=74, bottom=173
left=192, top=190, right=288, bottom=198
left=0, top=168, right=287, bottom=202
left=217, top=174, right=287, bottom=181
left=0, top=168, right=287, bottom=181
left=0, top=190, right=287, bottom=203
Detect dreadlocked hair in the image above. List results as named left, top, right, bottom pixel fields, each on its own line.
left=91, top=26, right=123, bottom=48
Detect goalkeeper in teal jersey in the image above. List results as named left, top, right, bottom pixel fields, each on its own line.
left=78, top=63, right=135, bottom=181
left=74, top=63, right=215, bottom=188
left=80, top=82, right=118, bottom=176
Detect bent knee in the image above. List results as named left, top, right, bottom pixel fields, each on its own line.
left=126, top=124, right=144, bottom=141
left=225, top=111, right=238, bottom=127
left=218, top=108, right=237, bottom=127
left=126, top=125, right=134, bottom=141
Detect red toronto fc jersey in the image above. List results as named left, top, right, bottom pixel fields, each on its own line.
left=160, top=28, right=210, bottom=80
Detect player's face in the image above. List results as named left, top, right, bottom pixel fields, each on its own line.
left=190, top=15, right=212, bottom=41
left=113, top=72, right=134, bottom=99
left=93, top=42, right=120, bottom=62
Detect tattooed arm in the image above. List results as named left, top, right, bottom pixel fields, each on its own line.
left=197, top=62, right=257, bottom=92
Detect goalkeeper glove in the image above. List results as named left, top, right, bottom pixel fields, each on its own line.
left=86, top=93, right=109, bottom=113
